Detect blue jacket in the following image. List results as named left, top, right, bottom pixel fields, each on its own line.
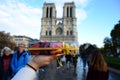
left=11, top=50, right=30, bottom=76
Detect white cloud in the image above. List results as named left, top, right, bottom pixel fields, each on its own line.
left=0, top=11, right=10, bottom=17
left=0, top=0, right=42, bottom=39
left=76, top=9, right=87, bottom=24
left=44, top=0, right=88, bottom=7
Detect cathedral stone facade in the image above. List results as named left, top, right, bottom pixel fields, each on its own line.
left=40, top=2, right=78, bottom=42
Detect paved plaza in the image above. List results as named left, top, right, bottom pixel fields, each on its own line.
left=38, top=57, right=120, bottom=80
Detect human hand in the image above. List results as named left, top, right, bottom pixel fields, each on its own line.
left=28, top=55, right=57, bottom=70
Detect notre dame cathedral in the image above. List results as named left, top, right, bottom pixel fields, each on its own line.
left=40, top=2, right=78, bottom=42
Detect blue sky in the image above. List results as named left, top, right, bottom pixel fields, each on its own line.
left=0, top=0, right=120, bottom=47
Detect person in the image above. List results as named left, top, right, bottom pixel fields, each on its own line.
left=0, top=47, right=13, bottom=80
left=0, top=56, right=2, bottom=80
left=11, top=55, right=57, bottom=80
left=86, top=49, right=109, bottom=80
left=65, top=54, right=73, bottom=69
left=80, top=45, right=88, bottom=69
left=72, top=55, right=78, bottom=72
left=10, top=43, right=30, bottom=77
left=60, top=55, right=66, bottom=70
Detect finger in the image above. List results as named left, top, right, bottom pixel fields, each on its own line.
left=50, top=55, right=57, bottom=61
left=44, top=61, right=51, bottom=65
left=56, top=54, right=63, bottom=57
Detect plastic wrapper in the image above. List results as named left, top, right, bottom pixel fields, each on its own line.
left=28, top=42, right=79, bottom=55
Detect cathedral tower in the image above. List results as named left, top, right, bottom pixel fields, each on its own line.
left=40, top=2, right=77, bottom=42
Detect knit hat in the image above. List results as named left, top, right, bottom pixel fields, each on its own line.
left=0, top=47, right=11, bottom=57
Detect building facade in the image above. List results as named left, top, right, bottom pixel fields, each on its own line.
left=40, top=2, right=78, bottom=42
left=12, top=35, right=34, bottom=47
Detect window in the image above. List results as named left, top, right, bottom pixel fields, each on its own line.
left=67, top=7, right=69, bottom=17
left=70, top=7, right=72, bottom=17
left=46, top=31, right=48, bottom=36
left=70, top=30, right=73, bottom=35
left=56, top=28, right=63, bottom=35
left=46, top=7, right=49, bottom=18
left=50, top=7, right=52, bottom=18
left=49, top=31, right=52, bottom=36
left=67, top=31, right=69, bottom=35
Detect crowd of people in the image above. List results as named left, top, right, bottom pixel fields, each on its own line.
left=0, top=42, right=109, bottom=80
left=56, top=54, right=78, bottom=71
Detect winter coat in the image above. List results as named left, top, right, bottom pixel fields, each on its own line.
left=11, top=50, right=30, bottom=76
left=0, top=54, right=13, bottom=80
left=0, top=57, right=2, bottom=80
